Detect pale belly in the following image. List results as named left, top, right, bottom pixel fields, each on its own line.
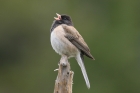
left=51, top=26, right=79, bottom=58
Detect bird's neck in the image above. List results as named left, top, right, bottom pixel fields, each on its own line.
left=50, top=21, right=73, bottom=33
left=50, top=21, right=59, bottom=33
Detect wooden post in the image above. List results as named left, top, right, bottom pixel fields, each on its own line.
left=54, top=55, right=74, bottom=93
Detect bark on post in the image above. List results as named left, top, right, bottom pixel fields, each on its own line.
left=54, top=55, right=74, bottom=93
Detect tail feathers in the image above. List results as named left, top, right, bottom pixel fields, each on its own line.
left=76, top=54, right=90, bottom=89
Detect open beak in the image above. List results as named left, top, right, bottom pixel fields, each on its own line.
left=54, top=13, right=61, bottom=20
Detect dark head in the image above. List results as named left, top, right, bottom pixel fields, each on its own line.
left=50, top=13, right=73, bottom=32
left=54, top=13, right=73, bottom=26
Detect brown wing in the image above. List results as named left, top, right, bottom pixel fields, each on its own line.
left=62, top=24, right=95, bottom=60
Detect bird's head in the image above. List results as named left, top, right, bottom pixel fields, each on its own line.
left=54, top=13, right=73, bottom=26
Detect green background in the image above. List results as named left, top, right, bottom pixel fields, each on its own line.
left=0, top=0, right=140, bottom=93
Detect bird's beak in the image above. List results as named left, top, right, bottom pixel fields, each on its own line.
left=54, top=13, right=61, bottom=20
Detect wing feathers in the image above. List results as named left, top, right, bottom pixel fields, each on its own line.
left=62, top=24, right=95, bottom=60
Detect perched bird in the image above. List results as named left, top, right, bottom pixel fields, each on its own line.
left=50, top=13, right=95, bottom=89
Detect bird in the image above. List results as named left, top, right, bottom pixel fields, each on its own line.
left=50, top=13, right=95, bottom=89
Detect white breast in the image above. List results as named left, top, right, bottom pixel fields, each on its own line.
left=51, top=25, right=79, bottom=58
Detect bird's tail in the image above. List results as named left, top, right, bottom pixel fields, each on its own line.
left=76, top=54, right=90, bottom=89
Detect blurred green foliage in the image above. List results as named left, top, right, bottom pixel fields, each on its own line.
left=0, top=0, right=140, bottom=93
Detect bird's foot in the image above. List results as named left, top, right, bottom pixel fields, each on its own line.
left=61, top=62, right=67, bottom=67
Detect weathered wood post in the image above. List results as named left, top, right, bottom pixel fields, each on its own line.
left=54, top=55, right=74, bottom=93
